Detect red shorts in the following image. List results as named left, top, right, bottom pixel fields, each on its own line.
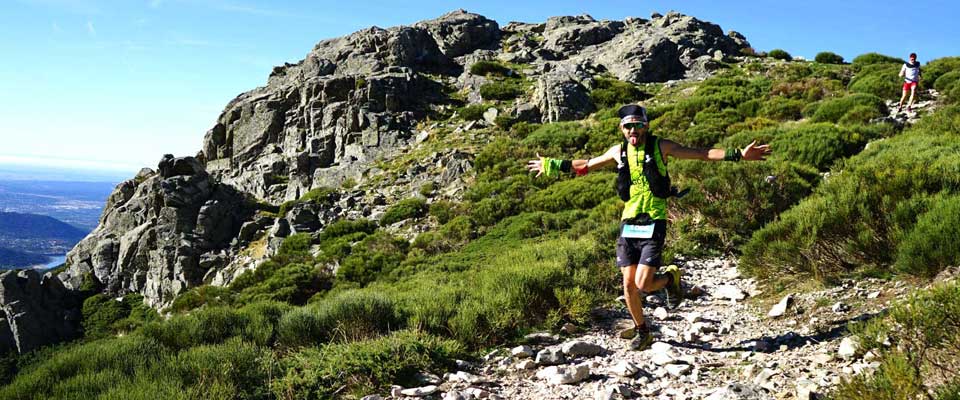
left=903, top=81, right=918, bottom=90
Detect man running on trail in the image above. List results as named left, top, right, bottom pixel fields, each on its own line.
left=898, top=52, right=922, bottom=113
left=526, top=104, right=772, bottom=350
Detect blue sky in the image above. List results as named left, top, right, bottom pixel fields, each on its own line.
left=1, top=0, right=957, bottom=175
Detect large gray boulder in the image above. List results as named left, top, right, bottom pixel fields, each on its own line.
left=58, top=156, right=255, bottom=308
left=533, top=64, right=595, bottom=122
left=0, top=270, right=80, bottom=354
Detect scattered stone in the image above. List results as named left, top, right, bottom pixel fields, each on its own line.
left=752, top=368, right=778, bottom=390
left=768, top=294, right=793, bottom=318
left=361, top=395, right=383, bottom=400
left=536, top=363, right=591, bottom=385
left=832, top=302, right=850, bottom=313
left=666, top=363, right=693, bottom=376
left=838, top=337, right=860, bottom=360
left=811, top=353, right=834, bottom=365
left=714, top=285, right=747, bottom=301
left=515, top=359, right=537, bottom=370
left=535, top=348, right=566, bottom=365
left=561, top=340, right=603, bottom=357
left=464, top=387, right=491, bottom=399
left=705, top=383, right=763, bottom=400
left=653, top=307, right=669, bottom=320
left=525, top=332, right=560, bottom=343
left=414, top=371, right=441, bottom=385
left=400, top=385, right=438, bottom=397
left=454, top=359, right=474, bottom=370
left=560, top=322, right=579, bottom=335
left=610, top=360, right=639, bottom=377
left=685, top=311, right=703, bottom=323
left=511, top=345, right=534, bottom=358
left=795, top=379, right=819, bottom=400
left=867, top=290, right=881, bottom=299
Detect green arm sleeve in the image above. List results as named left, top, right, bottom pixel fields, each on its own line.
left=543, top=157, right=564, bottom=177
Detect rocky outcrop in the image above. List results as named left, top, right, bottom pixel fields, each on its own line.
left=0, top=270, right=80, bottom=354
left=59, top=156, right=256, bottom=308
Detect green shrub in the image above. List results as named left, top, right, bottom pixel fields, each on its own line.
left=336, top=232, right=409, bottom=284
left=815, top=51, right=844, bottom=64
left=82, top=294, right=131, bottom=340
left=320, top=218, right=377, bottom=241
left=838, top=104, right=882, bottom=125
left=726, top=117, right=778, bottom=135
left=524, top=172, right=616, bottom=213
left=768, top=49, right=792, bottom=61
left=801, top=101, right=821, bottom=118
left=314, top=291, right=404, bottom=342
left=741, top=106, right=960, bottom=280
left=922, top=56, right=960, bottom=85
left=590, top=77, right=646, bottom=107
left=469, top=60, right=512, bottom=77
left=457, top=104, right=489, bottom=121
left=852, top=52, right=904, bottom=66
left=278, top=187, right=336, bottom=217
left=894, top=195, right=960, bottom=276
left=237, top=300, right=291, bottom=347
left=277, top=233, right=310, bottom=256
left=169, top=285, right=233, bottom=313
left=271, top=330, right=464, bottom=399
left=428, top=200, right=457, bottom=224
left=833, top=282, right=960, bottom=399
left=380, top=197, right=428, bottom=226
left=520, top=121, right=590, bottom=154
left=758, top=97, right=804, bottom=121
left=479, top=80, right=523, bottom=100
left=494, top=113, right=517, bottom=130
left=812, top=93, right=885, bottom=123
left=848, top=63, right=902, bottom=98
left=934, top=70, right=960, bottom=92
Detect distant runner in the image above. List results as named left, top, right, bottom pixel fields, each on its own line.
left=526, top=105, right=772, bottom=350
left=898, top=52, right=922, bottom=112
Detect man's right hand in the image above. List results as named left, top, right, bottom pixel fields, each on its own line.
left=526, top=153, right=546, bottom=177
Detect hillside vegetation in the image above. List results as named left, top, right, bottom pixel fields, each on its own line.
left=4, top=53, right=960, bottom=399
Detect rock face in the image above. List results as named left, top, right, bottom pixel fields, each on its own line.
left=59, top=156, right=256, bottom=308
left=0, top=270, right=81, bottom=354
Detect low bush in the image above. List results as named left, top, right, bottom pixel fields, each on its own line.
left=811, top=93, right=885, bottom=123
left=768, top=49, right=792, bottom=61
left=82, top=294, right=132, bottom=340
left=479, top=80, right=523, bottom=100
left=169, top=285, right=233, bottom=313
left=319, top=218, right=377, bottom=241
left=271, top=330, right=464, bottom=399
left=520, top=121, right=590, bottom=154
left=815, top=51, right=844, bottom=64
left=741, top=106, right=960, bottom=280
left=848, top=63, right=901, bottom=99
left=838, top=104, right=882, bottom=125
left=469, top=60, right=513, bottom=77
left=934, top=70, right=960, bottom=92
left=523, top=172, right=616, bottom=213
left=922, top=56, right=960, bottom=85
left=278, top=187, right=337, bottom=218
left=590, top=77, right=647, bottom=107
left=833, top=282, right=960, bottom=399
left=852, top=52, right=904, bottom=66
left=759, top=97, right=804, bottom=121
left=894, top=194, right=960, bottom=276
left=380, top=197, right=428, bottom=226
left=336, top=231, right=409, bottom=284
left=457, top=104, right=490, bottom=121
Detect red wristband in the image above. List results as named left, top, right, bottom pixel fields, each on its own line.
left=574, top=164, right=589, bottom=176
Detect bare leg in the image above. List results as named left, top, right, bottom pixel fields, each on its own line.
left=898, top=87, right=908, bottom=109
left=908, top=85, right=917, bottom=108
left=621, top=264, right=671, bottom=328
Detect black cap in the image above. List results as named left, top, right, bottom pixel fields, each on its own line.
left=617, top=104, right=648, bottom=122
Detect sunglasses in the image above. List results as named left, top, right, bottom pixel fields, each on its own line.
left=622, top=122, right=646, bottom=130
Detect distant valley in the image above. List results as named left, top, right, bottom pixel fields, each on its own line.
left=0, top=175, right=118, bottom=269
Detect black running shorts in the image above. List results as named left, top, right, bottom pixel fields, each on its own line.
left=615, top=220, right=667, bottom=268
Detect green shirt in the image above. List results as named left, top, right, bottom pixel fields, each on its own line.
left=621, top=138, right=668, bottom=221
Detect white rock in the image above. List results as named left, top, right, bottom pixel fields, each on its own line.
left=705, top=383, right=763, bottom=400
left=535, top=348, right=566, bottom=365
left=442, top=391, right=469, bottom=400
left=515, top=359, right=537, bottom=370
left=685, top=311, right=703, bottom=323
left=524, top=332, right=560, bottom=343
left=831, top=302, right=849, bottom=313
left=414, top=371, right=441, bottom=385
left=536, top=363, right=591, bottom=385
left=768, top=294, right=793, bottom=318
left=653, top=307, right=669, bottom=320
left=683, top=330, right=700, bottom=343
left=666, top=363, right=692, bottom=376
left=361, top=395, right=383, bottom=400
left=651, top=351, right=675, bottom=366
left=811, top=353, right=834, bottom=365
left=400, top=385, right=438, bottom=397
left=448, top=371, right=485, bottom=384
left=867, top=290, right=881, bottom=299
left=464, top=387, right=490, bottom=398
left=714, top=285, right=747, bottom=301
left=511, top=345, right=534, bottom=358
left=610, top=360, right=639, bottom=377
left=483, top=107, right=499, bottom=124
left=838, top=337, right=860, bottom=360
left=391, top=386, right=403, bottom=398
left=454, top=359, right=474, bottom=369
left=795, top=379, right=819, bottom=400
left=753, top=368, right=778, bottom=390
left=561, top=340, right=603, bottom=357
left=650, top=341, right=673, bottom=353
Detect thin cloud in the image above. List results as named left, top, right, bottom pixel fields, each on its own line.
left=86, top=20, right=96, bottom=36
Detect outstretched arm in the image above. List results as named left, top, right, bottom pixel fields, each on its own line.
left=527, top=145, right=620, bottom=178
left=661, top=139, right=771, bottom=162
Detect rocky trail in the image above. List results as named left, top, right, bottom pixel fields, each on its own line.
left=371, top=257, right=911, bottom=400
left=882, top=88, right=941, bottom=126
